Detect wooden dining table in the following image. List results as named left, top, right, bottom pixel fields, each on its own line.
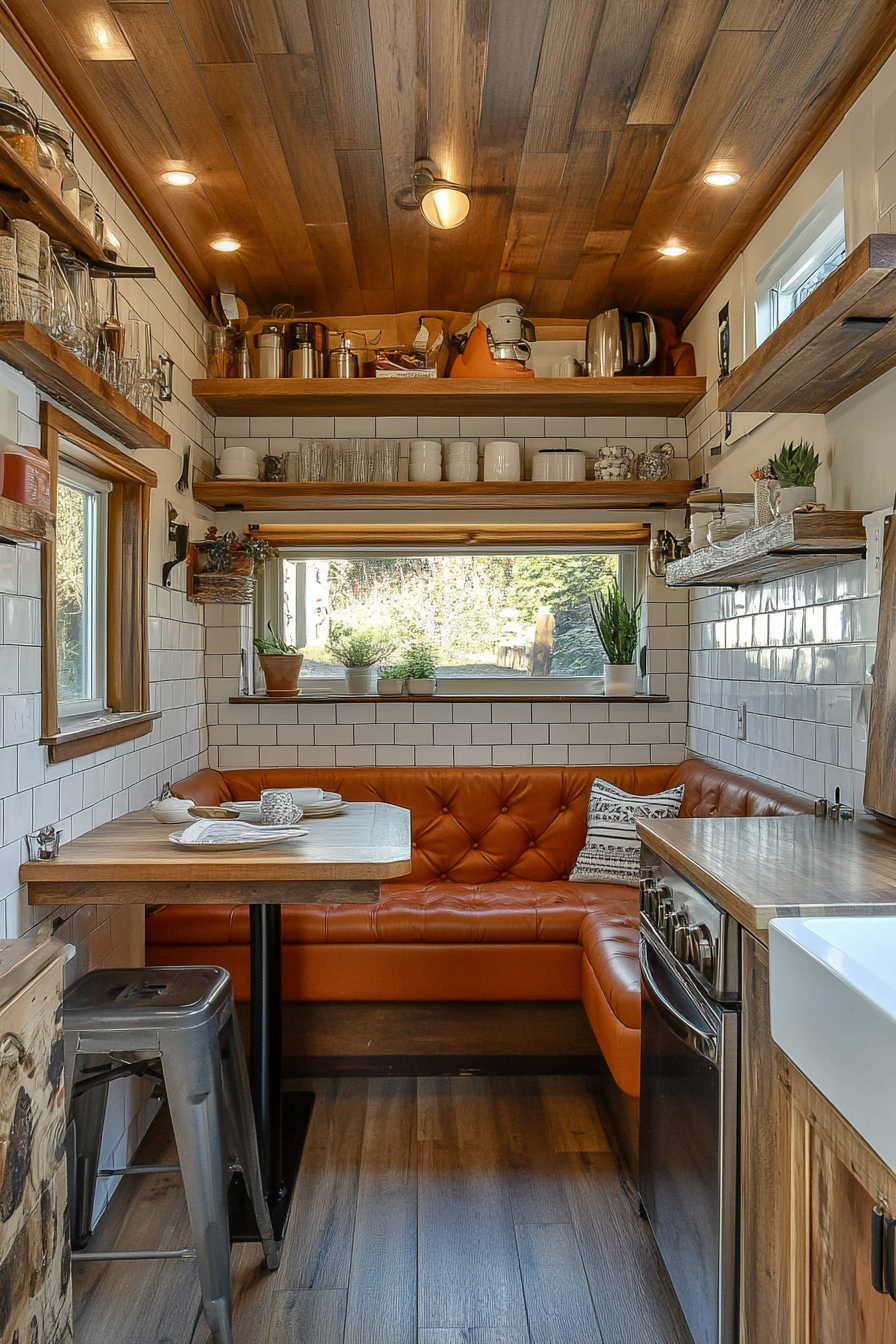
left=21, top=802, right=412, bottom=1240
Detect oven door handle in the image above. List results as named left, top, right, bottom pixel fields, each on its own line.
left=639, top=940, right=718, bottom=1064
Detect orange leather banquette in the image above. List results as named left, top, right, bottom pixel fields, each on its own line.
left=147, top=760, right=810, bottom=1098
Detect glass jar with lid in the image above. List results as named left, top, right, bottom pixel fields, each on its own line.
left=38, top=122, right=77, bottom=210
left=79, top=187, right=96, bottom=235
left=0, top=90, right=37, bottom=169
left=60, top=139, right=80, bottom=217
left=35, top=120, right=63, bottom=199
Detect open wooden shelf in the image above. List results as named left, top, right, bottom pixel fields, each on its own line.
left=191, top=375, right=706, bottom=420
left=664, top=510, right=867, bottom=588
left=719, top=234, right=896, bottom=415
left=0, top=494, right=53, bottom=543
left=194, top=478, right=697, bottom=512
left=0, top=323, right=169, bottom=452
left=0, top=136, right=106, bottom=261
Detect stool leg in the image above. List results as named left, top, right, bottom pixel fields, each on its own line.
left=69, top=1053, right=110, bottom=1250
left=162, top=1027, right=234, bottom=1344
left=219, top=1012, right=281, bottom=1270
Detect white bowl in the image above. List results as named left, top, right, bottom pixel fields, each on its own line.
left=149, top=797, right=195, bottom=824
left=409, top=461, right=442, bottom=482
left=446, top=462, right=478, bottom=481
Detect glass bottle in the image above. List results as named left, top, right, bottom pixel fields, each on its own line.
left=35, top=120, right=63, bottom=199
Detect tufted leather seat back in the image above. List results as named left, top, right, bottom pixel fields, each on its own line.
left=178, top=760, right=811, bottom=882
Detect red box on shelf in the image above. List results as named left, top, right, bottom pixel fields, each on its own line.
left=0, top=445, right=51, bottom=512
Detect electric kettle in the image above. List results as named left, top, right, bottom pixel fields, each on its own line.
left=586, top=309, right=659, bottom=377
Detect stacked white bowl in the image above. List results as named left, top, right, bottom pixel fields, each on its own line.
left=483, top=439, right=521, bottom=481
left=218, top=444, right=259, bottom=479
left=409, top=438, right=442, bottom=482
left=444, top=439, right=478, bottom=482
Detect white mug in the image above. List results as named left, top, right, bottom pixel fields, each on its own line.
left=446, top=460, right=478, bottom=481
left=260, top=789, right=303, bottom=826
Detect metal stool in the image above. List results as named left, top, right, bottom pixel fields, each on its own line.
left=64, top=966, right=280, bottom=1344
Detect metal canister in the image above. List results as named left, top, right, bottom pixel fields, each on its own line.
left=234, top=338, right=251, bottom=379
left=290, top=344, right=321, bottom=378
left=257, top=325, right=284, bottom=378
left=328, top=346, right=358, bottom=378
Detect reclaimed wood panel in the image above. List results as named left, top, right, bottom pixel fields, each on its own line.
left=663, top=510, right=867, bottom=589
left=6, top=0, right=896, bottom=316
left=864, top=513, right=896, bottom=823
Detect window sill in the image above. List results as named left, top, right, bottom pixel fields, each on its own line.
left=230, top=694, right=670, bottom=705
left=41, top=710, right=161, bottom=763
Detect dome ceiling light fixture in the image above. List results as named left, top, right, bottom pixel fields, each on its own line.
left=703, top=169, right=742, bottom=186
left=160, top=170, right=197, bottom=186
left=659, top=244, right=688, bottom=257
left=210, top=238, right=241, bottom=253
left=396, top=159, right=471, bottom=230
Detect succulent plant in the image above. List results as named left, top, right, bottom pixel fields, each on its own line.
left=768, top=440, right=820, bottom=488
left=253, top=621, right=299, bottom=655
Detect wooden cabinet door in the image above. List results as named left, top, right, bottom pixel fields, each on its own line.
left=740, top=932, right=793, bottom=1343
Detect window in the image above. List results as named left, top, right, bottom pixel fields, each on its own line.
left=261, top=548, right=640, bottom=694
left=755, top=176, right=846, bottom=344
left=56, top=463, right=110, bottom=717
left=41, top=405, right=158, bottom=762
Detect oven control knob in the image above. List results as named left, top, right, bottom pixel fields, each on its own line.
left=666, top=910, right=687, bottom=950
left=639, top=878, right=656, bottom=913
left=697, top=936, right=715, bottom=979
left=674, top=921, right=701, bottom=962
left=656, top=893, right=673, bottom=933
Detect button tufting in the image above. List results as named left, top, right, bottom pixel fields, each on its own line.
left=560, top=804, right=567, bottom=811
left=501, top=871, right=509, bottom=878
left=471, top=842, right=478, bottom=849
left=528, top=840, right=536, bottom=847
left=441, top=873, right=447, bottom=879
left=501, top=806, right=508, bottom=813
left=442, top=806, right=449, bottom=813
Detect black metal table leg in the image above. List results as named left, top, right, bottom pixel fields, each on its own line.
left=228, top=902, right=314, bottom=1244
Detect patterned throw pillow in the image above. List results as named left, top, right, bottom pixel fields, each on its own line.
left=570, top=778, right=685, bottom=886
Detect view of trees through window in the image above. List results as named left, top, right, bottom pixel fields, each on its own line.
left=56, top=480, right=93, bottom=704
left=283, top=553, right=622, bottom=678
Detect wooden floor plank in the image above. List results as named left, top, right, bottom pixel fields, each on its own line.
left=418, top=1078, right=528, bottom=1335
left=515, top=1220, right=603, bottom=1344
left=418, top=1331, right=531, bottom=1343
left=268, top=1288, right=348, bottom=1343
left=277, top=1077, right=369, bottom=1289
left=537, top=1076, right=611, bottom=1154
left=491, top=1076, right=572, bottom=1225
left=344, top=1077, right=418, bottom=1344
left=558, top=1149, right=692, bottom=1344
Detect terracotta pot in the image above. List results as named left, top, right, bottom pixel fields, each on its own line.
left=603, top=663, right=636, bottom=695
left=258, top=653, right=303, bottom=696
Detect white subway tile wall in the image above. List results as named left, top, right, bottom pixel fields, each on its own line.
left=0, top=36, right=213, bottom=1219
left=687, top=560, right=876, bottom=810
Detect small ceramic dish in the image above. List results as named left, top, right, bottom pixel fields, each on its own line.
left=149, top=797, right=195, bottom=824
left=187, top=805, right=240, bottom=820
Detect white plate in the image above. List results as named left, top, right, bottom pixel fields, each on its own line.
left=217, top=472, right=259, bottom=481
left=300, top=802, right=346, bottom=817
left=168, top=828, right=307, bottom=851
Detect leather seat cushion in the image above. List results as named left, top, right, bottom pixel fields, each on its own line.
left=579, top=906, right=640, bottom=1030
left=144, top=879, right=637, bottom=946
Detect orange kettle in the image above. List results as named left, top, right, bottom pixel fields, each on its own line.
left=449, top=322, right=535, bottom=379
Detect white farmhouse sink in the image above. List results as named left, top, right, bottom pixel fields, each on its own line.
left=769, top=916, right=896, bottom=1173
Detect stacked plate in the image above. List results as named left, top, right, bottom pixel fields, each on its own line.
left=445, top=439, right=478, bottom=482
left=409, top=438, right=442, bottom=482
left=299, top=791, right=345, bottom=817
left=222, top=791, right=346, bottom=821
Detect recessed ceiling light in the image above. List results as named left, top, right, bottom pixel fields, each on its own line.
left=161, top=170, right=196, bottom=186
left=210, top=238, right=241, bottom=253
left=659, top=244, right=688, bottom=257
left=703, top=170, right=741, bottom=187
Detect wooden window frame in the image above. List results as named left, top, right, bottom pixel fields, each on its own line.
left=40, top=404, right=160, bottom=763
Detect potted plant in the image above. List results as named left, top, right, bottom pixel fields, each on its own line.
left=767, top=440, right=820, bottom=516
left=326, top=622, right=395, bottom=695
left=377, top=663, right=406, bottom=696
left=191, top=528, right=278, bottom=605
left=253, top=621, right=304, bottom=697
left=589, top=581, right=642, bottom=696
left=403, top=641, right=438, bottom=696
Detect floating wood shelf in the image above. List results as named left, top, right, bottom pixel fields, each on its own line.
left=194, top=479, right=697, bottom=513
left=664, top=511, right=867, bottom=588
left=0, top=323, right=169, bottom=452
left=191, top=375, right=706, bottom=420
left=719, top=234, right=896, bottom=415
left=0, top=494, right=53, bottom=543
left=0, top=136, right=106, bottom=261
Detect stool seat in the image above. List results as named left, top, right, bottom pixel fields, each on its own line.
left=64, top=966, right=279, bottom=1344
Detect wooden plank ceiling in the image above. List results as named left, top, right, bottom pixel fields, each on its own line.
left=3, top=0, right=896, bottom=321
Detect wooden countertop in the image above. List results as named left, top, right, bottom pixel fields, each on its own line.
left=637, top=815, right=896, bottom=941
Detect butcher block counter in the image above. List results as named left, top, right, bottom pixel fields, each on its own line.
left=637, top=813, right=896, bottom=942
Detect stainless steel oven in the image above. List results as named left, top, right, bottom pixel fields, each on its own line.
left=638, top=853, right=741, bottom=1344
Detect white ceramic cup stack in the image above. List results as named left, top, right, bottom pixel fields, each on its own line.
left=483, top=440, right=521, bottom=481
left=408, top=438, right=442, bottom=482
left=218, top=444, right=259, bottom=479
left=444, top=439, right=478, bottom=482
